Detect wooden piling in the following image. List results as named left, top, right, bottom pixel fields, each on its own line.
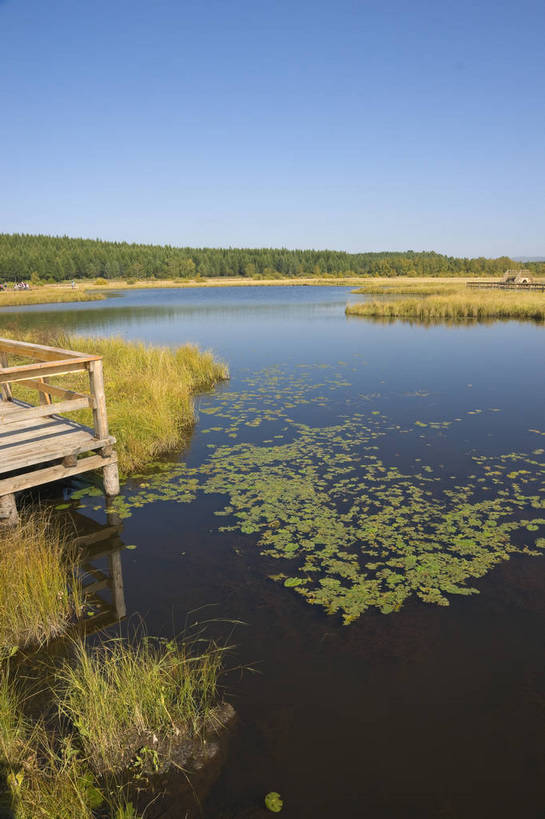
left=0, top=493, right=18, bottom=528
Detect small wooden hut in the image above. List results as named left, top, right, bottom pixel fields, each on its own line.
left=503, top=269, right=533, bottom=284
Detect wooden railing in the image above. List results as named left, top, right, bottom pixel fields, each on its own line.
left=466, top=281, right=545, bottom=291
left=0, top=337, right=110, bottom=441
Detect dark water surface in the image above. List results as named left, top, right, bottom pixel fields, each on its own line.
left=5, top=287, right=545, bottom=818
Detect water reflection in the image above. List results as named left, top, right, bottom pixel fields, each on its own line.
left=73, top=504, right=127, bottom=635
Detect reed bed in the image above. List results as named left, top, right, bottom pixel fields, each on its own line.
left=346, top=290, right=545, bottom=322
left=0, top=289, right=104, bottom=307
left=1, top=327, right=230, bottom=474
left=352, top=279, right=467, bottom=296
left=0, top=513, right=82, bottom=657
left=71, top=335, right=229, bottom=472
left=56, top=635, right=224, bottom=774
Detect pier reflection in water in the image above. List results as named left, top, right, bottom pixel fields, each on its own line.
left=72, top=502, right=127, bottom=637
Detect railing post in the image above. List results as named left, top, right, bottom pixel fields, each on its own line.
left=88, top=359, right=120, bottom=497
left=0, top=353, right=12, bottom=401
left=37, top=377, right=52, bottom=405
left=88, top=359, right=109, bottom=439
left=0, top=493, right=18, bottom=528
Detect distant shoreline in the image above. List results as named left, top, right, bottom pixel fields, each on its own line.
left=0, top=276, right=487, bottom=307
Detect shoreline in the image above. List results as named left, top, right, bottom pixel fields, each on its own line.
left=0, top=276, right=482, bottom=308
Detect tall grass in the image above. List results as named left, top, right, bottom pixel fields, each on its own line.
left=346, top=290, right=545, bottom=322
left=56, top=635, right=224, bottom=774
left=1, top=328, right=230, bottom=473
left=0, top=289, right=104, bottom=307
left=352, top=279, right=467, bottom=296
left=72, top=335, right=229, bottom=472
left=0, top=513, right=82, bottom=657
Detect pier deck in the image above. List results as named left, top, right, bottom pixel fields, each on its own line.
left=0, top=336, right=119, bottom=524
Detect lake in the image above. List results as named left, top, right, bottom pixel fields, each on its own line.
left=5, top=286, right=545, bottom=818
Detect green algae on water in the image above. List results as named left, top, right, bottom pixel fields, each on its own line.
left=71, top=366, right=545, bottom=624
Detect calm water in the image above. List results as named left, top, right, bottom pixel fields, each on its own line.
left=5, top=287, right=545, bottom=818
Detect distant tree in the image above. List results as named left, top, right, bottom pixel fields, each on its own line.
left=180, top=258, right=196, bottom=278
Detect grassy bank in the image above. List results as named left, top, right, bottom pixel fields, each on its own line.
left=0, top=276, right=500, bottom=307
left=0, top=327, right=229, bottom=474
left=0, top=637, right=226, bottom=817
left=0, top=288, right=105, bottom=307
left=0, top=513, right=82, bottom=658
left=346, top=289, right=545, bottom=322
left=73, top=336, right=229, bottom=472
left=351, top=278, right=470, bottom=296
left=0, top=514, right=228, bottom=817
left=57, top=635, right=223, bottom=774
left=86, top=276, right=373, bottom=290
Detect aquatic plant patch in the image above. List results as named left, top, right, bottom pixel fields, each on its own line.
left=71, top=366, right=545, bottom=624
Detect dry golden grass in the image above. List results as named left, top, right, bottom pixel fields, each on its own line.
left=351, top=278, right=468, bottom=296
left=0, top=288, right=104, bottom=307
left=69, top=335, right=229, bottom=472
left=346, top=289, right=545, bottom=322
left=0, top=325, right=229, bottom=474
left=0, top=512, right=82, bottom=657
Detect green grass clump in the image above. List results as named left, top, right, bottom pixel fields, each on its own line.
left=8, top=734, right=100, bottom=819
left=56, top=635, right=224, bottom=774
left=0, top=514, right=82, bottom=657
left=346, top=290, right=545, bottom=322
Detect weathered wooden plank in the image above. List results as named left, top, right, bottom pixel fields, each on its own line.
left=0, top=397, right=91, bottom=425
left=1, top=421, right=91, bottom=447
left=0, top=397, right=97, bottom=437
left=0, top=336, right=100, bottom=361
left=0, top=415, right=83, bottom=436
left=0, top=359, right=93, bottom=384
left=23, top=379, right=90, bottom=402
left=0, top=452, right=118, bottom=496
left=0, top=435, right=115, bottom=472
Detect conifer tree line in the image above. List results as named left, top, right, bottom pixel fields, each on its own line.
left=0, top=233, right=540, bottom=282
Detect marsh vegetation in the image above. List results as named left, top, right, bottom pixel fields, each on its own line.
left=347, top=287, right=545, bottom=322
left=0, top=326, right=229, bottom=474
left=0, top=288, right=105, bottom=307
left=3, top=285, right=545, bottom=815
left=0, top=516, right=229, bottom=818
left=0, top=512, right=82, bottom=658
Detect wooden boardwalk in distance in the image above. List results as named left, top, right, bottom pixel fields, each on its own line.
left=0, top=337, right=119, bottom=526
left=466, top=281, right=545, bottom=291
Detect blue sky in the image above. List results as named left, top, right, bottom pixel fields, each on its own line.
left=1, top=0, right=543, bottom=256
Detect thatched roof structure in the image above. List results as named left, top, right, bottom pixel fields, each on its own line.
left=503, top=269, right=534, bottom=284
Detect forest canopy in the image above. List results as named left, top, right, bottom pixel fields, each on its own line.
left=0, top=233, right=540, bottom=282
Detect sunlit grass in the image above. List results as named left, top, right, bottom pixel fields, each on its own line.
left=346, top=289, right=545, bottom=321
left=0, top=513, right=82, bottom=657
left=1, top=327, right=230, bottom=474
left=56, top=635, right=224, bottom=774
left=0, top=288, right=104, bottom=307
left=69, top=335, right=229, bottom=472
left=351, top=278, right=468, bottom=296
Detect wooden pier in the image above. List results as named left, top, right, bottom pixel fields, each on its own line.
left=0, top=337, right=119, bottom=526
